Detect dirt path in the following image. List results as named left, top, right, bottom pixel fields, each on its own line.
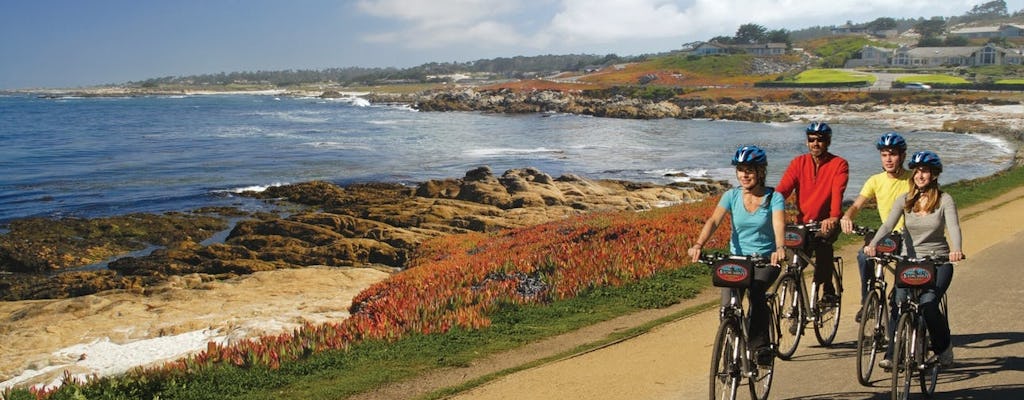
left=355, top=186, right=1024, bottom=400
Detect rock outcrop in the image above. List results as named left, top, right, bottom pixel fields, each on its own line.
left=0, top=167, right=728, bottom=300
left=410, top=88, right=791, bottom=122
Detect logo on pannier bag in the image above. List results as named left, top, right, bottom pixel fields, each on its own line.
left=899, top=266, right=933, bottom=286
left=876, top=237, right=899, bottom=254
left=715, top=263, right=750, bottom=282
left=783, top=230, right=804, bottom=247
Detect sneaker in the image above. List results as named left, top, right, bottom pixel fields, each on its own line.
left=855, top=307, right=863, bottom=323
left=821, top=293, right=840, bottom=308
left=755, top=348, right=774, bottom=366
left=879, top=358, right=893, bottom=369
left=939, top=346, right=954, bottom=367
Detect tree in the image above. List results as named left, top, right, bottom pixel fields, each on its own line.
left=913, top=17, right=946, bottom=38
left=918, top=36, right=944, bottom=47
left=735, top=23, right=768, bottom=44
left=866, top=17, right=897, bottom=31
left=709, top=35, right=734, bottom=45
left=965, top=0, right=1008, bottom=18
left=944, top=36, right=969, bottom=46
left=767, top=29, right=791, bottom=46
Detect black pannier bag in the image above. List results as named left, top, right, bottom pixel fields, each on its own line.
left=895, top=260, right=936, bottom=289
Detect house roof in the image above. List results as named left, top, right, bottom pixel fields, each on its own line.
left=950, top=25, right=1001, bottom=34
left=902, top=46, right=984, bottom=57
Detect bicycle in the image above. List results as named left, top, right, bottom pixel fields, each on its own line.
left=889, top=254, right=955, bottom=400
left=774, top=221, right=844, bottom=360
left=851, top=225, right=903, bottom=386
left=701, top=253, right=780, bottom=400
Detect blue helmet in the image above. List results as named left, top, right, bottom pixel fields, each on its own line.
left=732, top=145, right=767, bottom=166
left=876, top=132, right=907, bottom=151
left=908, top=151, right=942, bottom=173
left=805, top=121, right=832, bottom=137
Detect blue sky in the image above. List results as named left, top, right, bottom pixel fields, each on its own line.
left=2, top=0, right=1021, bottom=89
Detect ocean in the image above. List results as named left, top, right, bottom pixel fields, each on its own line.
left=0, top=93, right=1015, bottom=225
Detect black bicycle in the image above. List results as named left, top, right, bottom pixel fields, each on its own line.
left=889, top=254, right=953, bottom=400
left=851, top=225, right=903, bottom=386
left=701, top=253, right=780, bottom=400
left=774, top=221, right=844, bottom=360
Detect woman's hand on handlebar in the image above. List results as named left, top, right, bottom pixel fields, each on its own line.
left=688, top=245, right=702, bottom=263
left=771, top=248, right=784, bottom=265
left=864, top=245, right=876, bottom=257
left=949, top=250, right=965, bottom=262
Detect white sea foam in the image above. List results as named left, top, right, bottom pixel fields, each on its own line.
left=219, top=183, right=289, bottom=194
left=1, top=330, right=229, bottom=393
left=971, top=133, right=1014, bottom=155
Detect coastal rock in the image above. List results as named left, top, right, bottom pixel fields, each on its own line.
left=0, top=167, right=725, bottom=301
left=412, top=88, right=790, bottom=122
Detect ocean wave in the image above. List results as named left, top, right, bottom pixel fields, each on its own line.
left=465, top=147, right=566, bottom=157
left=217, top=183, right=290, bottom=194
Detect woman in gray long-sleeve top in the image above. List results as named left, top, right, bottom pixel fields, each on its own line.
left=865, top=150, right=964, bottom=369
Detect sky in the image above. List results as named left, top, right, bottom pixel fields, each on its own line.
left=2, top=0, right=1023, bottom=89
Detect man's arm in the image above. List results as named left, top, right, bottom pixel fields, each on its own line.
left=776, top=158, right=798, bottom=199
left=821, top=158, right=849, bottom=233
left=840, top=194, right=869, bottom=233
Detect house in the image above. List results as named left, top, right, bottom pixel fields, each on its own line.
left=949, top=24, right=1024, bottom=39
left=687, top=42, right=731, bottom=56
left=684, top=41, right=787, bottom=57
left=845, top=45, right=893, bottom=67
left=729, top=43, right=788, bottom=56
left=845, top=43, right=1023, bottom=67
left=891, top=43, right=1022, bottom=67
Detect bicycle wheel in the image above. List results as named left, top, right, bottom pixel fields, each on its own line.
left=813, top=272, right=842, bottom=346
left=710, top=320, right=742, bottom=400
left=750, top=298, right=776, bottom=400
left=918, top=318, right=939, bottom=396
left=891, top=313, right=915, bottom=400
left=773, top=275, right=803, bottom=360
left=856, top=291, right=883, bottom=386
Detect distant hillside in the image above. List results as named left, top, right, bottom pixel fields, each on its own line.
left=124, top=1, right=1024, bottom=90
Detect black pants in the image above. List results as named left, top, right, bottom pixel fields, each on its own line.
left=721, top=267, right=780, bottom=350
left=809, top=228, right=840, bottom=295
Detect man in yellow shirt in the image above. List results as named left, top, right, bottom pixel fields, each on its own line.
left=840, top=132, right=911, bottom=321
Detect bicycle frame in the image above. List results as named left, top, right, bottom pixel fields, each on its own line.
left=704, top=253, right=776, bottom=400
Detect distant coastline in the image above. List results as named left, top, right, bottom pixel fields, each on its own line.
left=6, top=85, right=1023, bottom=161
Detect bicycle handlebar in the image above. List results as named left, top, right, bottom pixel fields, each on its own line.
left=786, top=220, right=822, bottom=232
left=696, top=252, right=779, bottom=268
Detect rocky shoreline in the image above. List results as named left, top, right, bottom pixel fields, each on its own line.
left=0, top=166, right=727, bottom=302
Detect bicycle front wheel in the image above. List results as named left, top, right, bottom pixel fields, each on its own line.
left=773, top=275, right=803, bottom=360
left=891, top=313, right=915, bottom=400
left=710, top=320, right=743, bottom=400
left=856, top=291, right=883, bottom=386
left=813, top=279, right=842, bottom=346
left=918, top=318, right=939, bottom=396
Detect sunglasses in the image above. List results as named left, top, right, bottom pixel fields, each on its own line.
left=806, top=137, right=827, bottom=143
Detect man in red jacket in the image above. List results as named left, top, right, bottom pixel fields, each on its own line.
left=777, top=121, right=849, bottom=302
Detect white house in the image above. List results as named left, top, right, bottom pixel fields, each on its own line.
left=949, top=24, right=1024, bottom=39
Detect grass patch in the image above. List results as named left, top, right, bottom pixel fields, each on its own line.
left=894, top=74, right=970, bottom=84
left=789, top=68, right=876, bottom=84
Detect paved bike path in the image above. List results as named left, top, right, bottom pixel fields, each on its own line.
left=452, top=188, right=1024, bottom=399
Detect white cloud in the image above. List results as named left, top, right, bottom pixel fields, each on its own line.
left=356, top=0, right=1009, bottom=53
